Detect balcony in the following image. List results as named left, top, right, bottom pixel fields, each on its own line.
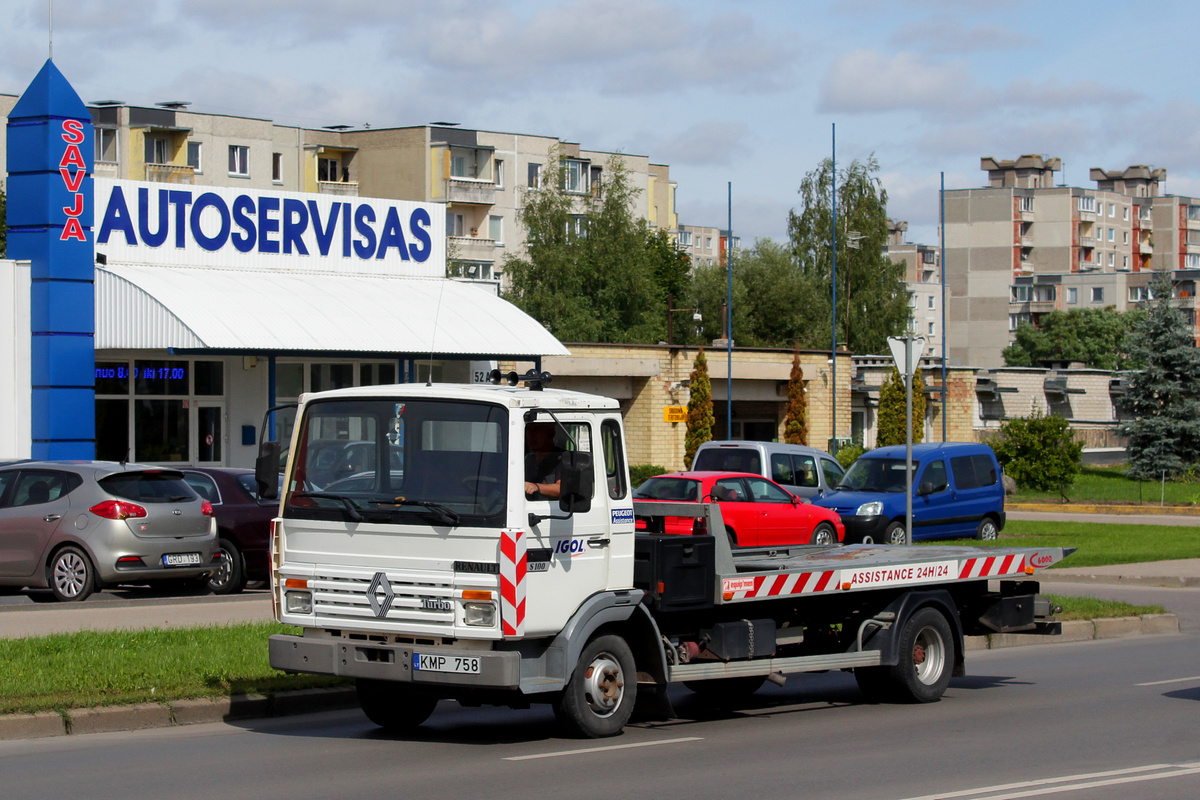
left=144, top=163, right=194, bottom=184
left=448, top=235, right=497, bottom=261
left=1079, top=236, right=1097, bottom=248
left=447, top=177, right=496, bottom=206
left=318, top=180, right=359, bottom=197
left=1139, top=238, right=1153, bottom=254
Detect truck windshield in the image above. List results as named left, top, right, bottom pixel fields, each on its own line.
left=837, top=458, right=919, bottom=493
left=284, top=398, right=508, bottom=527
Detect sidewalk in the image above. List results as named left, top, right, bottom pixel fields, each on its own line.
left=1045, top=558, right=1200, bottom=588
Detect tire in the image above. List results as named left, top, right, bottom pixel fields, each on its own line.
left=209, top=537, right=246, bottom=594
left=48, top=545, right=95, bottom=602
left=855, top=607, right=955, bottom=704
left=356, top=679, right=438, bottom=732
left=725, top=527, right=739, bottom=549
left=810, top=522, right=837, bottom=546
left=554, top=634, right=637, bottom=738
left=885, top=521, right=907, bottom=545
left=975, top=517, right=999, bottom=541
left=860, top=534, right=876, bottom=544
left=684, top=675, right=767, bottom=701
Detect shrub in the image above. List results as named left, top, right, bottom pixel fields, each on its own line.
left=629, top=464, right=667, bottom=488
left=836, top=444, right=865, bottom=469
left=991, top=411, right=1082, bottom=501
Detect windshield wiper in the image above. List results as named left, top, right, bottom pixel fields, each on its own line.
left=290, top=492, right=365, bottom=522
left=368, top=497, right=460, bottom=527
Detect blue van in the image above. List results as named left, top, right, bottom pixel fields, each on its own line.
left=811, top=442, right=1005, bottom=544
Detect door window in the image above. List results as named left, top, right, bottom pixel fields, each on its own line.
left=922, top=460, right=949, bottom=493
left=950, top=455, right=997, bottom=490
left=601, top=419, right=627, bottom=500
left=10, top=471, right=81, bottom=506
left=794, top=455, right=819, bottom=487
left=712, top=477, right=747, bottom=502
left=820, top=458, right=844, bottom=488
left=746, top=477, right=792, bottom=503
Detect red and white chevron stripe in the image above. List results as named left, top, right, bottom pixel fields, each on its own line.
left=958, top=553, right=1027, bottom=580
left=499, top=529, right=527, bottom=636
left=723, top=570, right=839, bottom=600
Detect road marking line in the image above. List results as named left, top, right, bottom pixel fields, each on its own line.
left=503, top=736, right=703, bottom=761
left=1136, top=675, right=1200, bottom=686
left=894, top=762, right=1200, bottom=800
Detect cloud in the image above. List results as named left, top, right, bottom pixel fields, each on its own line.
left=818, top=49, right=977, bottom=114
left=654, top=122, right=750, bottom=167
left=889, top=19, right=1032, bottom=53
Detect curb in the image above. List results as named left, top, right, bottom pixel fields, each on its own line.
left=1042, top=572, right=1200, bottom=589
left=0, top=614, right=1181, bottom=742
left=0, top=685, right=359, bottom=741
left=1008, top=502, right=1200, bottom=517
left=963, top=613, right=1180, bottom=651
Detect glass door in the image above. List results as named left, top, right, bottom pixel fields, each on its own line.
left=195, top=403, right=225, bottom=465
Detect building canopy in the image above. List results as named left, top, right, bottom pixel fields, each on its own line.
left=96, top=264, right=567, bottom=357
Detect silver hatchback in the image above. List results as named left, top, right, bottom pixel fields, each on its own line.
left=0, top=461, right=219, bottom=601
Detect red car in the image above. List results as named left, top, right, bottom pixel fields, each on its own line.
left=632, top=471, right=844, bottom=547
left=182, top=468, right=278, bottom=594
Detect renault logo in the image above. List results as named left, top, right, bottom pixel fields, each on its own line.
left=367, top=572, right=394, bottom=618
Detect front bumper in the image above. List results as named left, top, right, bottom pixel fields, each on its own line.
left=838, top=514, right=891, bottom=544
left=269, top=634, right=522, bottom=689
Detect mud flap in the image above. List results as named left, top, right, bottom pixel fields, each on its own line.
left=632, top=680, right=675, bottom=721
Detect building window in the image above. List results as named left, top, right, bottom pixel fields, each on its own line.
left=564, top=159, right=588, bottom=193
left=1122, top=256, right=1129, bottom=270
left=1129, top=286, right=1150, bottom=302
left=527, top=162, right=541, bottom=188
left=1011, top=285, right=1030, bottom=302
left=494, top=158, right=504, bottom=188
left=1033, top=286, right=1055, bottom=302
left=705, top=237, right=713, bottom=250
left=677, top=230, right=692, bottom=247
left=921, top=250, right=936, bottom=264
left=272, top=152, right=282, bottom=183
left=228, top=145, right=249, bottom=176
left=1009, top=313, right=1031, bottom=331
left=1186, top=254, right=1200, bottom=269
left=928, top=321, right=936, bottom=336
left=1108, top=203, right=1116, bottom=217
left=489, top=215, right=503, bottom=244
left=1123, top=231, right=1129, bottom=245
left=95, top=128, right=118, bottom=163
left=590, top=165, right=603, bottom=197
left=187, top=141, right=202, bottom=172
left=1018, top=196, right=1035, bottom=212
left=145, top=135, right=168, bottom=165
left=1123, top=206, right=1130, bottom=221
left=1077, top=196, right=1096, bottom=213
left=447, top=212, right=465, bottom=237
left=1067, top=287, right=1078, bottom=304
left=318, top=157, right=341, bottom=182
left=1091, top=287, right=1104, bottom=303
left=1108, top=228, right=1115, bottom=242
left=927, top=295, right=936, bottom=310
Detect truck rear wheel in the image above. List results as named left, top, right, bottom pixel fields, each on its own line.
left=356, top=679, right=438, bottom=732
left=855, top=607, right=954, bottom=704
left=554, top=634, right=636, bottom=738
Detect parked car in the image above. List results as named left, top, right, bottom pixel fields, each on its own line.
left=811, top=442, right=1006, bottom=544
left=0, top=461, right=218, bottom=602
left=632, top=471, right=844, bottom=547
left=182, top=467, right=278, bottom=594
left=691, top=441, right=845, bottom=499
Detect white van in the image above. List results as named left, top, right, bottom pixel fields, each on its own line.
left=691, top=440, right=845, bottom=499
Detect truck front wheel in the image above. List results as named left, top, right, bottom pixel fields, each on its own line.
left=356, top=679, right=438, bottom=732
left=554, top=634, right=637, bottom=738
left=855, top=607, right=954, bottom=704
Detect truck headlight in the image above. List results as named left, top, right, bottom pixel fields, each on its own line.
left=285, top=590, right=313, bottom=614
left=856, top=501, right=883, bottom=517
left=463, top=602, right=496, bottom=627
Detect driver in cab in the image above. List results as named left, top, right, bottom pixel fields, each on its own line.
left=524, top=422, right=562, bottom=500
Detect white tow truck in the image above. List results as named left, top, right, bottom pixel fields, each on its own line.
left=259, top=372, right=1071, bottom=738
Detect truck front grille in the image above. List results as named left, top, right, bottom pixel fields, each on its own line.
left=308, top=568, right=458, bottom=635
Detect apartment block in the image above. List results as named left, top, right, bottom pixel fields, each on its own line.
left=944, top=155, right=1200, bottom=367
left=886, top=219, right=943, bottom=356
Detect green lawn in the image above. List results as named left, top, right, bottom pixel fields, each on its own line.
left=936, top=519, right=1199, bottom=568
left=0, top=622, right=347, bottom=716
left=1046, top=594, right=1166, bottom=621
left=1014, top=464, right=1200, bottom=506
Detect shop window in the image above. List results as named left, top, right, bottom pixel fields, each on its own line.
left=95, top=399, right=129, bottom=462
left=360, top=363, right=397, bottom=386
left=311, top=363, right=355, bottom=393
left=135, top=399, right=189, bottom=462
left=135, top=360, right=189, bottom=396
left=276, top=363, right=304, bottom=398
left=95, top=361, right=131, bottom=394
left=194, top=361, right=224, bottom=396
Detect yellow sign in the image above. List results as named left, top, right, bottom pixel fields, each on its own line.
left=663, top=406, right=687, bottom=423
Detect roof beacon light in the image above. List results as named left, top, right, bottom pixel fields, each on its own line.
left=487, top=368, right=553, bottom=390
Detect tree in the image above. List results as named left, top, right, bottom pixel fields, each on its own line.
left=502, top=152, right=680, bottom=343
left=1118, top=269, right=1200, bottom=480
left=876, top=367, right=926, bottom=447
left=783, top=350, right=808, bottom=445
left=684, top=348, right=714, bottom=468
left=992, top=411, right=1082, bottom=500
left=1002, top=307, right=1143, bottom=370
left=788, top=156, right=910, bottom=354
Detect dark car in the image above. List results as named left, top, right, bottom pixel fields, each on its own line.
left=182, top=468, right=278, bottom=594
left=0, top=461, right=218, bottom=601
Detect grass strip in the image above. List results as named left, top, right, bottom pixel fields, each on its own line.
left=0, top=621, right=347, bottom=716
left=1046, top=594, right=1166, bottom=621
left=1014, top=465, right=1200, bottom=506
left=933, top=519, right=1199, bottom=568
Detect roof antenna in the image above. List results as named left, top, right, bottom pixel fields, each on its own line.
left=426, top=281, right=447, bottom=386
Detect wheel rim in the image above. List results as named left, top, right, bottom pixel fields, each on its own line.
left=53, top=552, right=87, bottom=598
left=581, top=653, right=625, bottom=717
left=912, top=626, right=947, bottom=685
left=888, top=527, right=906, bottom=545
left=210, top=545, right=234, bottom=589
left=813, top=526, right=833, bottom=545
left=980, top=521, right=998, bottom=540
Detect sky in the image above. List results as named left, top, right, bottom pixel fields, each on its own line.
left=4, top=0, right=1200, bottom=247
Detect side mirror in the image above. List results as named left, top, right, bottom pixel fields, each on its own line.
left=917, top=481, right=934, bottom=497
left=256, top=441, right=281, bottom=499
left=558, top=451, right=593, bottom=514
